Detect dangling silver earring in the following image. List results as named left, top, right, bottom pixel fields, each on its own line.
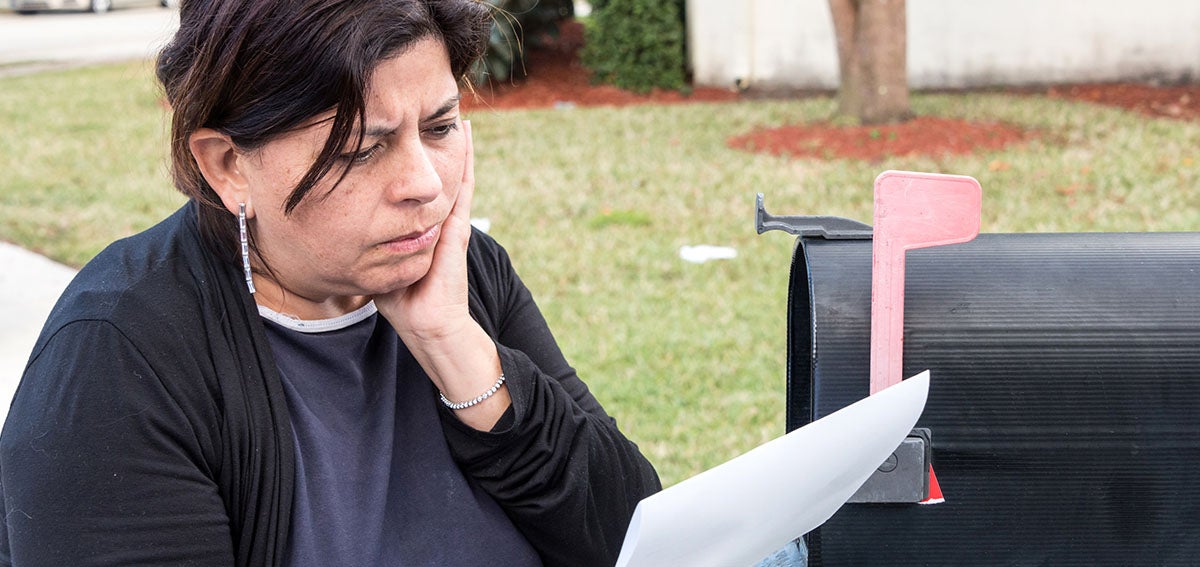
left=239, top=203, right=256, bottom=294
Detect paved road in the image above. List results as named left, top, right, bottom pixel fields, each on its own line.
left=0, top=6, right=178, bottom=70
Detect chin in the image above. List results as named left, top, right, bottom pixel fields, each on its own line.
left=366, top=257, right=434, bottom=293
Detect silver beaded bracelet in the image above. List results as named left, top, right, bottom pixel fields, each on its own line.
left=439, top=373, right=507, bottom=410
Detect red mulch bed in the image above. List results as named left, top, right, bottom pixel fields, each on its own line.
left=1046, top=83, right=1200, bottom=121
left=461, top=21, right=737, bottom=111
left=726, top=116, right=1038, bottom=162
left=466, top=20, right=1200, bottom=161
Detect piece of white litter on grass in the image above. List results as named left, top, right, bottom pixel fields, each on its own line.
left=470, top=218, right=491, bottom=233
left=679, top=245, right=737, bottom=264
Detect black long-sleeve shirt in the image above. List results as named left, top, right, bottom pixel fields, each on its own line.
left=0, top=202, right=661, bottom=566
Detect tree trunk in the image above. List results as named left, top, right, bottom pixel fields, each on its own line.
left=829, top=0, right=911, bottom=124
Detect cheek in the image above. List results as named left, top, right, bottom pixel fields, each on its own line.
left=247, top=130, right=330, bottom=194
left=245, top=159, right=310, bottom=213
left=257, top=189, right=357, bottom=259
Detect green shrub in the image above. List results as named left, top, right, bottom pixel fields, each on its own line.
left=474, top=0, right=574, bottom=84
left=581, top=0, right=686, bottom=93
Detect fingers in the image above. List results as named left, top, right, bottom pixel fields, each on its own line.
left=450, top=119, right=475, bottom=226
left=462, top=119, right=474, bottom=185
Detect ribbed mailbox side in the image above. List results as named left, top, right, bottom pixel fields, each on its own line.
left=788, top=232, right=1200, bottom=565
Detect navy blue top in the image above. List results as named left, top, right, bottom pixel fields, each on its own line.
left=261, top=304, right=541, bottom=566
left=1, top=205, right=658, bottom=566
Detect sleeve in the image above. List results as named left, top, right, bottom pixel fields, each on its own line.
left=0, top=320, right=234, bottom=566
left=444, top=237, right=663, bottom=567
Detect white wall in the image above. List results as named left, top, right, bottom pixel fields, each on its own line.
left=686, top=0, right=1200, bottom=90
left=687, top=0, right=838, bottom=90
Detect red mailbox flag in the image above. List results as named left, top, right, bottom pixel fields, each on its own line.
left=870, top=171, right=982, bottom=504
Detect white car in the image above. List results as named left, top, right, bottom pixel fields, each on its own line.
left=11, top=0, right=175, bottom=14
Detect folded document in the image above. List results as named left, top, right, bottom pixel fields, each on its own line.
left=615, top=371, right=931, bottom=566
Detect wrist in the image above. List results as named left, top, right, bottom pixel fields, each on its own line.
left=402, top=323, right=510, bottom=430
left=403, top=323, right=496, bottom=384
left=439, top=373, right=506, bottom=410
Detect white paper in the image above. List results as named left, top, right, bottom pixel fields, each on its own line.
left=469, top=217, right=491, bottom=233
left=615, top=371, right=930, bottom=567
left=679, top=245, right=738, bottom=264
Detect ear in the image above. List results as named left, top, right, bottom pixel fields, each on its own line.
left=189, top=128, right=256, bottom=218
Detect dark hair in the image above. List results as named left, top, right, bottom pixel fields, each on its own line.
left=156, top=0, right=491, bottom=263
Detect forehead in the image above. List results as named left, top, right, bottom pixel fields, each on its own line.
left=282, top=38, right=457, bottom=141
left=363, top=37, right=457, bottom=114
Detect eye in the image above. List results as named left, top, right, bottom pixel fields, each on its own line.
left=424, top=121, right=459, bottom=140
left=341, top=143, right=383, bottom=165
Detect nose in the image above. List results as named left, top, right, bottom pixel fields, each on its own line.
left=384, top=137, right=443, bottom=206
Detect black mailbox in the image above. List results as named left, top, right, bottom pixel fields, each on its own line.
left=760, top=197, right=1200, bottom=565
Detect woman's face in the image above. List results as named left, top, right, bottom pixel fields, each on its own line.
left=238, top=37, right=466, bottom=317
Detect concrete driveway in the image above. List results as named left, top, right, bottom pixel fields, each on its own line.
left=0, top=245, right=77, bottom=415
left=0, top=7, right=176, bottom=413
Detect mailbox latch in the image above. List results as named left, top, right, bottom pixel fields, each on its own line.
left=847, top=428, right=932, bottom=503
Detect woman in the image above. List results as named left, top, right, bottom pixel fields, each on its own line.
left=0, top=0, right=660, bottom=565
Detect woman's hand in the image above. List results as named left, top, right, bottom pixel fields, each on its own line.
left=377, top=119, right=475, bottom=342
left=375, top=120, right=510, bottom=430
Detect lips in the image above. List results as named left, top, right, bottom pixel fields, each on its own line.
left=382, top=222, right=440, bottom=254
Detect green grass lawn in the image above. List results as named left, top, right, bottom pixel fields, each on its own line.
left=2, top=61, right=1198, bottom=486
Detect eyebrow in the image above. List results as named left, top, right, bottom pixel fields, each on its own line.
left=363, top=94, right=462, bottom=138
